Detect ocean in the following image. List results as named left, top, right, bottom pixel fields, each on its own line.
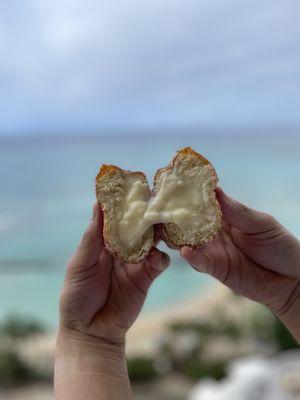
left=0, top=131, right=299, bottom=329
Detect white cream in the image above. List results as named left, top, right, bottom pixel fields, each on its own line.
left=115, top=164, right=216, bottom=249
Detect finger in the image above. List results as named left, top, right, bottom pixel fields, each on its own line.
left=146, top=248, right=171, bottom=276
left=124, top=248, right=170, bottom=294
left=180, top=230, right=234, bottom=284
left=180, top=245, right=219, bottom=277
left=68, top=203, right=104, bottom=270
left=181, top=242, right=300, bottom=313
left=216, top=187, right=277, bottom=234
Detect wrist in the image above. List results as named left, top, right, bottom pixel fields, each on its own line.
left=55, top=326, right=127, bottom=378
left=271, top=291, right=300, bottom=344
left=54, top=326, right=132, bottom=399
left=56, top=324, right=125, bottom=354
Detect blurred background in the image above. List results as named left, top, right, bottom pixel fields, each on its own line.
left=0, top=1, right=300, bottom=399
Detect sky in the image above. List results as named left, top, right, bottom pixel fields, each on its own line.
left=0, top=0, right=300, bottom=136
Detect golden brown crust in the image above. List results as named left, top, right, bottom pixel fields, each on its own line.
left=95, top=164, right=155, bottom=263
left=153, top=147, right=215, bottom=192
left=95, top=147, right=222, bottom=261
left=173, top=146, right=210, bottom=165
left=153, top=146, right=222, bottom=249
left=155, top=222, right=221, bottom=250
left=96, top=164, right=147, bottom=181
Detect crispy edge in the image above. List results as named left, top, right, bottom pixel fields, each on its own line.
left=96, top=164, right=147, bottom=181
left=153, top=146, right=222, bottom=249
left=95, top=164, right=154, bottom=263
left=153, top=146, right=216, bottom=188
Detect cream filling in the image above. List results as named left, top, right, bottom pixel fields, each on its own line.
left=114, top=164, right=217, bottom=249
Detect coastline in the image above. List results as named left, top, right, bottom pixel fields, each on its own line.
left=4, top=284, right=271, bottom=400
left=126, top=284, right=253, bottom=356
left=18, top=283, right=254, bottom=369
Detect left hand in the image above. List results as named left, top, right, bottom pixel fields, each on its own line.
left=58, top=203, right=170, bottom=347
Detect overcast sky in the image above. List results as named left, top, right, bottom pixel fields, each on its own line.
left=0, top=0, right=300, bottom=136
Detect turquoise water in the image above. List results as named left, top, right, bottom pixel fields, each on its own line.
left=0, top=132, right=299, bottom=328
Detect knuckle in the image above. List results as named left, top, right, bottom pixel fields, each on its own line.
left=262, top=212, right=277, bottom=225
left=239, top=203, right=252, bottom=217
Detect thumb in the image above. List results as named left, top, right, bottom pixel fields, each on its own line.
left=216, top=187, right=277, bottom=234
left=125, top=248, right=170, bottom=294
left=67, top=203, right=104, bottom=272
left=146, top=248, right=171, bottom=279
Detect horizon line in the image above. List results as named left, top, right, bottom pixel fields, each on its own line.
left=0, top=124, right=299, bottom=141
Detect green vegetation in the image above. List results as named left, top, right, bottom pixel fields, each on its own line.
left=168, top=318, right=242, bottom=341
left=169, top=321, right=214, bottom=334
left=0, top=313, right=45, bottom=339
left=161, top=304, right=299, bottom=384
left=248, top=306, right=299, bottom=351
left=0, top=351, right=35, bottom=387
left=127, top=357, right=157, bottom=383
left=0, top=314, right=48, bottom=386
left=0, top=305, right=298, bottom=388
left=273, top=317, right=299, bottom=351
left=161, top=319, right=230, bottom=382
left=181, top=358, right=226, bottom=381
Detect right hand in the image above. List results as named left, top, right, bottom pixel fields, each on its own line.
left=180, top=187, right=300, bottom=342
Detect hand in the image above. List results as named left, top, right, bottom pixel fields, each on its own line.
left=181, top=187, right=300, bottom=342
left=55, top=203, right=170, bottom=400
left=59, top=203, right=169, bottom=344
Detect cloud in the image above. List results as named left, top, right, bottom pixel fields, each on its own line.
left=0, top=0, right=300, bottom=134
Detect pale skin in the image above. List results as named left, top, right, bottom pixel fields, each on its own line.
left=54, top=205, right=170, bottom=399
left=181, top=188, right=300, bottom=341
left=55, top=188, right=300, bottom=399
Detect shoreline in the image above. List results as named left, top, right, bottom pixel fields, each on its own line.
left=18, top=283, right=255, bottom=370
left=126, top=284, right=240, bottom=356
